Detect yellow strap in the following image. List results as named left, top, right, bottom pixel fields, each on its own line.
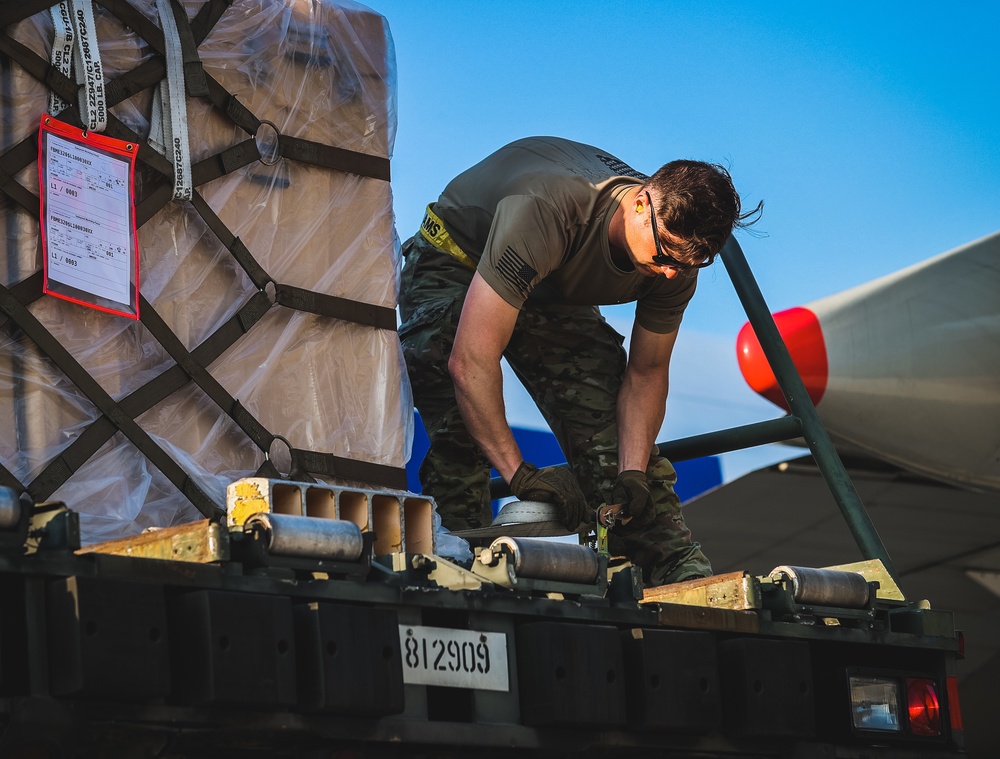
left=418, top=205, right=477, bottom=271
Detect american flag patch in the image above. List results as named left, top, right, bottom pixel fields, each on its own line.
left=496, top=246, right=537, bottom=298
left=596, top=154, right=648, bottom=180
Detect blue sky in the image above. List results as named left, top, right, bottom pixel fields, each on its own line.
left=372, top=1, right=1000, bottom=463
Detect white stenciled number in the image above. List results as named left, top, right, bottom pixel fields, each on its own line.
left=433, top=639, right=447, bottom=670
left=461, top=640, right=475, bottom=672
left=398, top=625, right=508, bottom=691
left=404, top=635, right=419, bottom=668
left=477, top=640, right=491, bottom=673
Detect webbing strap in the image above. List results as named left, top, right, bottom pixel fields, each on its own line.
left=15, top=281, right=407, bottom=497
left=94, top=0, right=171, bottom=110
left=0, top=32, right=78, bottom=110
left=166, top=0, right=208, bottom=96
left=188, top=191, right=397, bottom=331
left=0, top=1, right=58, bottom=28
left=104, top=60, right=161, bottom=111
left=188, top=191, right=271, bottom=289
left=137, top=294, right=274, bottom=453
left=2, top=27, right=391, bottom=195
left=188, top=0, right=235, bottom=40
left=280, top=136, right=390, bottom=182
left=30, top=419, right=112, bottom=500
left=195, top=289, right=273, bottom=360
left=0, top=29, right=177, bottom=191
left=96, top=0, right=253, bottom=138
left=95, top=0, right=164, bottom=47
left=291, top=449, right=408, bottom=492
left=274, top=284, right=397, bottom=332
left=135, top=183, right=174, bottom=228
left=0, top=272, right=43, bottom=333
left=69, top=0, right=108, bottom=132
left=0, top=281, right=221, bottom=517
left=222, top=91, right=259, bottom=135
left=0, top=148, right=42, bottom=217
left=46, top=2, right=74, bottom=115
left=190, top=138, right=260, bottom=187
left=255, top=458, right=284, bottom=480
left=22, top=291, right=273, bottom=500
left=126, top=291, right=273, bottom=416
left=152, top=0, right=194, bottom=199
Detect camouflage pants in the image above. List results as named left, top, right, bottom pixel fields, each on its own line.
left=398, top=234, right=711, bottom=585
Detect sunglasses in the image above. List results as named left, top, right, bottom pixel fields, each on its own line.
left=647, top=194, right=714, bottom=270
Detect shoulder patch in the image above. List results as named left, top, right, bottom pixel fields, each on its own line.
left=496, top=246, right=538, bottom=298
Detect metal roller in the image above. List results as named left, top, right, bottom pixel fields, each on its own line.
left=0, top=487, right=22, bottom=531
left=244, top=512, right=364, bottom=561
left=490, top=536, right=600, bottom=585
left=769, top=565, right=871, bottom=608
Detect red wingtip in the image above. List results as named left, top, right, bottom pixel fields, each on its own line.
left=737, top=307, right=829, bottom=411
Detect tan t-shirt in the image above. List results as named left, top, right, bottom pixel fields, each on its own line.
left=431, top=136, right=696, bottom=334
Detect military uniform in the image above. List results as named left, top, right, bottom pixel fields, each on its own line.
left=399, top=137, right=712, bottom=585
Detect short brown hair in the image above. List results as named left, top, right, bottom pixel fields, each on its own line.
left=645, top=161, right=760, bottom=266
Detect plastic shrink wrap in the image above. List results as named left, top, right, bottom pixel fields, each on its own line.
left=0, top=0, right=422, bottom=546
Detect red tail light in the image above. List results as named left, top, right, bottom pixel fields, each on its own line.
left=947, top=676, right=964, bottom=731
left=906, top=678, right=942, bottom=736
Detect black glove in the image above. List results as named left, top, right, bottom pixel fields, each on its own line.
left=612, top=470, right=656, bottom=528
left=509, top=461, right=588, bottom=531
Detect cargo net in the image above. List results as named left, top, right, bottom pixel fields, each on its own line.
left=0, top=0, right=412, bottom=542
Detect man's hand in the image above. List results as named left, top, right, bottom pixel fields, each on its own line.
left=612, top=470, right=656, bottom=528
left=510, top=462, right=587, bottom=531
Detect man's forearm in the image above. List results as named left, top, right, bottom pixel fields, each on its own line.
left=452, top=362, right=524, bottom=483
left=616, top=369, right=668, bottom=473
left=449, top=273, right=525, bottom=483
left=618, top=324, right=677, bottom=474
